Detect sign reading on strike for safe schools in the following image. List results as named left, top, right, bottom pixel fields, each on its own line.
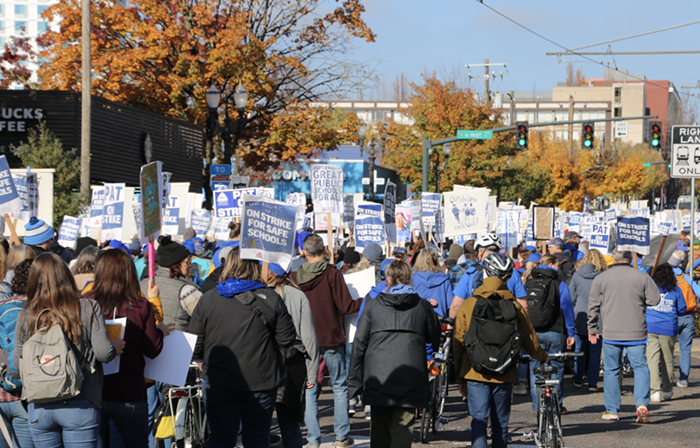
left=616, top=217, right=650, bottom=255
left=10, top=172, right=37, bottom=221
left=57, top=216, right=82, bottom=249
left=355, top=203, right=385, bottom=253
left=214, top=188, right=275, bottom=218
left=190, top=209, right=212, bottom=238
left=88, top=187, right=105, bottom=227
left=421, top=192, right=441, bottom=225
left=161, top=196, right=180, bottom=235
left=310, top=164, right=343, bottom=213
left=671, top=125, right=700, bottom=178
left=0, top=156, right=20, bottom=216
left=240, top=195, right=297, bottom=270
left=384, top=181, right=397, bottom=244
left=102, top=183, right=125, bottom=242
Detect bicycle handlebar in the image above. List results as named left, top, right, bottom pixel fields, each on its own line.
left=518, top=352, right=584, bottom=363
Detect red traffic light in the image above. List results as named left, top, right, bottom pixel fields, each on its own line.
left=518, top=124, right=526, bottom=132
left=652, top=124, right=660, bottom=132
left=584, top=125, right=592, bottom=133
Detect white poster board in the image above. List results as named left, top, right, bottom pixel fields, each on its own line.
left=343, top=268, right=376, bottom=344
left=143, top=331, right=197, bottom=387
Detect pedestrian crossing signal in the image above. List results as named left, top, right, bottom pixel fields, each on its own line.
left=581, top=122, right=594, bottom=149
left=649, top=122, right=662, bottom=149
left=515, top=121, right=528, bottom=150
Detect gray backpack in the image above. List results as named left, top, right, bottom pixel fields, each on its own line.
left=19, top=309, right=86, bottom=404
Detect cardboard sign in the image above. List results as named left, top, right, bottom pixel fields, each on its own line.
left=533, top=206, right=555, bottom=240
left=139, top=162, right=163, bottom=239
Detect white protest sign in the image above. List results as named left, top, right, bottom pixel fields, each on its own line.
left=443, top=189, right=489, bottom=237
left=214, top=188, right=275, bottom=219
left=161, top=195, right=180, bottom=235
left=314, top=213, right=340, bottom=231
left=384, top=181, right=397, bottom=244
left=190, top=209, right=212, bottom=238
left=310, top=164, right=343, bottom=213
left=343, top=268, right=376, bottom=344
left=10, top=172, right=37, bottom=221
left=212, top=216, right=232, bottom=240
left=57, top=216, right=82, bottom=249
left=589, top=224, right=610, bottom=254
left=102, top=183, right=125, bottom=242
left=143, top=331, right=197, bottom=387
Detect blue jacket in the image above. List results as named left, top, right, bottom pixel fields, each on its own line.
left=564, top=244, right=584, bottom=262
left=411, top=271, right=453, bottom=318
left=647, top=285, right=686, bottom=337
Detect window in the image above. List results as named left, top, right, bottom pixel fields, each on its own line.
left=537, top=111, right=551, bottom=123
left=38, top=21, right=47, bottom=32
left=14, top=5, right=26, bottom=17
left=554, top=111, right=568, bottom=122
left=614, top=107, right=622, bottom=118
left=14, top=21, right=25, bottom=32
left=0, top=5, right=3, bottom=16
left=37, top=5, right=47, bottom=15
left=516, top=111, right=527, bottom=122
left=614, top=87, right=621, bottom=102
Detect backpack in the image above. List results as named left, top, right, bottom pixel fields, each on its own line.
left=19, top=309, right=86, bottom=404
left=676, top=275, right=696, bottom=313
left=0, top=298, right=25, bottom=393
left=524, top=271, right=560, bottom=330
left=462, top=293, right=522, bottom=376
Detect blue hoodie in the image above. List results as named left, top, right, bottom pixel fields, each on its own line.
left=216, top=278, right=266, bottom=297
left=646, top=285, right=686, bottom=336
left=411, top=271, right=453, bottom=318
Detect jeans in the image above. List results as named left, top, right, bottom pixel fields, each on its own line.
left=574, top=333, right=602, bottom=386
left=467, top=381, right=513, bottom=448
left=276, top=403, right=302, bottom=448
left=203, top=383, right=275, bottom=448
left=346, top=342, right=357, bottom=407
left=0, top=400, right=33, bottom=448
left=678, top=314, right=695, bottom=382
left=603, top=342, right=650, bottom=414
left=304, top=346, right=349, bottom=445
left=98, top=401, right=149, bottom=448
left=28, top=395, right=101, bottom=448
left=529, top=331, right=564, bottom=411
left=647, top=334, right=675, bottom=394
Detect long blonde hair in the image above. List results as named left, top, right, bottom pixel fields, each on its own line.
left=413, top=248, right=443, bottom=274
left=6, top=244, right=35, bottom=272
left=521, top=261, right=539, bottom=282
left=576, top=249, right=608, bottom=272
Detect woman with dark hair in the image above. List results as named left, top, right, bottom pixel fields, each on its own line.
left=72, top=245, right=100, bottom=292
left=140, top=236, right=201, bottom=331
left=647, top=263, right=686, bottom=403
left=85, top=249, right=171, bottom=448
left=14, top=253, right=122, bottom=447
left=188, top=248, right=296, bottom=447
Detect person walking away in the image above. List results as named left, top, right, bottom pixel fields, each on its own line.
left=0, top=259, right=34, bottom=448
left=348, top=260, right=439, bottom=448
left=453, top=253, right=548, bottom=448
left=291, top=234, right=363, bottom=448
left=72, top=246, right=100, bottom=292
left=412, top=248, right=454, bottom=317
left=588, top=249, right=660, bottom=423
left=646, top=263, right=686, bottom=403
left=569, top=249, right=606, bottom=392
left=668, top=251, right=697, bottom=388
left=524, top=254, right=575, bottom=413
left=266, top=263, right=320, bottom=448
left=187, top=247, right=297, bottom=448
left=85, top=249, right=172, bottom=448
left=14, top=253, right=123, bottom=447
left=3, top=245, right=35, bottom=292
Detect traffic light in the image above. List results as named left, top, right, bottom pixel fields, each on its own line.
left=581, top=122, right=594, bottom=149
left=515, top=121, right=528, bottom=149
left=649, top=121, right=662, bottom=149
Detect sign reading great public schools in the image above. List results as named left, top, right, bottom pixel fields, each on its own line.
left=310, top=164, right=343, bottom=213
left=671, top=125, right=700, bottom=178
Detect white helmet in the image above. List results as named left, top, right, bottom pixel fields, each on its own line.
left=475, top=233, right=502, bottom=251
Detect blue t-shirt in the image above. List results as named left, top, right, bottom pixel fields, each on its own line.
left=646, top=285, right=686, bottom=337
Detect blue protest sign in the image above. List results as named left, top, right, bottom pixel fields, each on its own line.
left=384, top=181, right=397, bottom=244
left=57, top=216, right=82, bottom=249
left=214, top=188, right=275, bottom=219
left=161, top=195, right=180, bottom=235
left=0, top=156, right=20, bottom=216
left=605, top=209, right=617, bottom=223
left=421, top=192, right=441, bottom=224
left=658, top=221, right=673, bottom=236
left=240, top=196, right=297, bottom=270
left=190, top=209, right=212, bottom=238
left=435, top=208, right=445, bottom=243
left=589, top=224, right=610, bottom=254
left=102, top=183, right=125, bottom=241
left=355, top=203, right=385, bottom=252
left=616, top=216, right=650, bottom=255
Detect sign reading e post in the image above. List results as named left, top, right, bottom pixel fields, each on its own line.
left=616, top=217, right=650, bottom=255
left=310, top=164, right=343, bottom=213
left=57, top=216, right=82, bottom=249
left=240, top=196, right=297, bottom=270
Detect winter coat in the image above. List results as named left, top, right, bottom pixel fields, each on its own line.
left=411, top=271, right=454, bottom=318
left=348, top=285, right=440, bottom=408
left=569, top=264, right=604, bottom=335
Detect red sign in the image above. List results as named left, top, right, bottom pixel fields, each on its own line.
left=210, top=175, right=230, bottom=182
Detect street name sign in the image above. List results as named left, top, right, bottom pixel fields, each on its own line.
left=457, top=130, right=493, bottom=140
left=671, top=125, right=700, bottom=178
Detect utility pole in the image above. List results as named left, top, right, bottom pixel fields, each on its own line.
left=466, top=60, right=506, bottom=105
left=568, top=95, right=574, bottom=156
left=80, top=0, right=91, bottom=199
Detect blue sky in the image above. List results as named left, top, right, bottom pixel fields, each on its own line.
left=346, top=0, right=700, bottom=99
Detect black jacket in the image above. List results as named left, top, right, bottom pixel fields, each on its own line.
left=188, top=287, right=296, bottom=392
left=348, top=291, right=440, bottom=408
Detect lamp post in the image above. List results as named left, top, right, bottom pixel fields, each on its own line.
left=358, top=121, right=369, bottom=199
left=368, top=140, right=377, bottom=201
left=429, top=143, right=451, bottom=193
left=206, top=83, right=248, bottom=171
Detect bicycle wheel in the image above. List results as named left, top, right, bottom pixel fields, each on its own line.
left=432, top=364, right=449, bottom=434
left=420, top=379, right=437, bottom=443
left=176, top=398, right=205, bottom=448
left=419, top=406, right=430, bottom=444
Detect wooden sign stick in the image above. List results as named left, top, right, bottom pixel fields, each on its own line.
left=650, top=235, right=668, bottom=277
left=327, top=212, right=334, bottom=265
left=3, top=214, right=19, bottom=246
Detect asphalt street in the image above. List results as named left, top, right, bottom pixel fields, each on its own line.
left=308, top=337, right=700, bottom=447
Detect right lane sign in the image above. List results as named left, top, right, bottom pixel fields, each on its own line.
left=671, top=125, right=700, bottom=178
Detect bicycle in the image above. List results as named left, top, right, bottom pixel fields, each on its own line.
left=521, top=352, right=583, bottom=448
left=164, top=364, right=209, bottom=448
left=419, top=315, right=454, bottom=444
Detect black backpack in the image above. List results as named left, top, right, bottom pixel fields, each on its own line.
left=463, top=293, right=522, bottom=376
left=524, top=270, right=560, bottom=330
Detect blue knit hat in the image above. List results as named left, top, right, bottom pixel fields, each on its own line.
left=24, top=217, right=54, bottom=245
left=269, top=263, right=288, bottom=277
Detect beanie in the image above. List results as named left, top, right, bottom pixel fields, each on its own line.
left=108, top=239, right=132, bottom=254
left=24, top=217, right=54, bottom=246
left=449, top=243, right=464, bottom=260
left=344, top=248, right=361, bottom=265
left=75, top=237, right=97, bottom=256
left=157, top=236, right=191, bottom=267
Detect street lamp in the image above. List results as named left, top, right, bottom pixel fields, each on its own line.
left=358, top=121, right=367, bottom=157
left=206, top=83, right=248, bottom=170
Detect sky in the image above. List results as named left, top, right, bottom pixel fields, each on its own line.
left=344, top=0, right=700, bottom=100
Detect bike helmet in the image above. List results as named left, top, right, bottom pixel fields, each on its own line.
left=475, top=233, right=502, bottom=251
left=482, top=252, right=514, bottom=283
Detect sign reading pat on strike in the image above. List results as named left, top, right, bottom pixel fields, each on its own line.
left=310, top=164, right=343, bottom=214
left=240, top=195, right=297, bottom=271
left=214, top=188, right=275, bottom=219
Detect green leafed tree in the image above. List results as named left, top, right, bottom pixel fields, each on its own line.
left=13, top=121, right=83, bottom=229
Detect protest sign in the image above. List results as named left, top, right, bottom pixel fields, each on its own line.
left=355, top=203, right=385, bottom=253
left=190, top=209, right=212, bottom=238
left=342, top=194, right=355, bottom=229
left=443, top=189, right=489, bottom=237
left=139, top=162, right=163, bottom=239
left=421, top=193, right=441, bottom=225
left=0, top=156, right=21, bottom=216
left=132, top=203, right=144, bottom=244
left=533, top=206, right=554, bottom=240
left=630, top=207, right=650, bottom=218
left=343, top=268, right=375, bottom=344
left=435, top=208, right=445, bottom=243
left=285, top=192, right=306, bottom=209
left=10, top=172, right=38, bottom=221
left=161, top=172, right=172, bottom=210
left=143, top=331, right=197, bottom=387
left=589, top=224, right=610, bottom=253
left=658, top=221, right=674, bottom=236
left=487, top=196, right=498, bottom=224
left=212, top=216, right=232, bottom=240
left=682, top=214, right=691, bottom=232
left=102, top=183, right=125, bottom=242
left=605, top=209, right=617, bottom=223
left=384, top=181, right=397, bottom=245
left=314, top=213, right=340, bottom=231
left=310, top=164, right=343, bottom=213
left=214, top=188, right=275, bottom=219
left=240, top=196, right=297, bottom=270
left=410, top=200, right=422, bottom=232
left=87, top=187, right=105, bottom=227
left=57, top=216, right=82, bottom=249
left=161, top=195, right=180, bottom=235
left=568, top=212, right=581, bottom=233
left=395, top=205, right=411, bottom=242
left=497, top=208, right=523, bottom=250
left=641, top=234, right=681, bottom=268
left=616, top=217, right=650, bottom=255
